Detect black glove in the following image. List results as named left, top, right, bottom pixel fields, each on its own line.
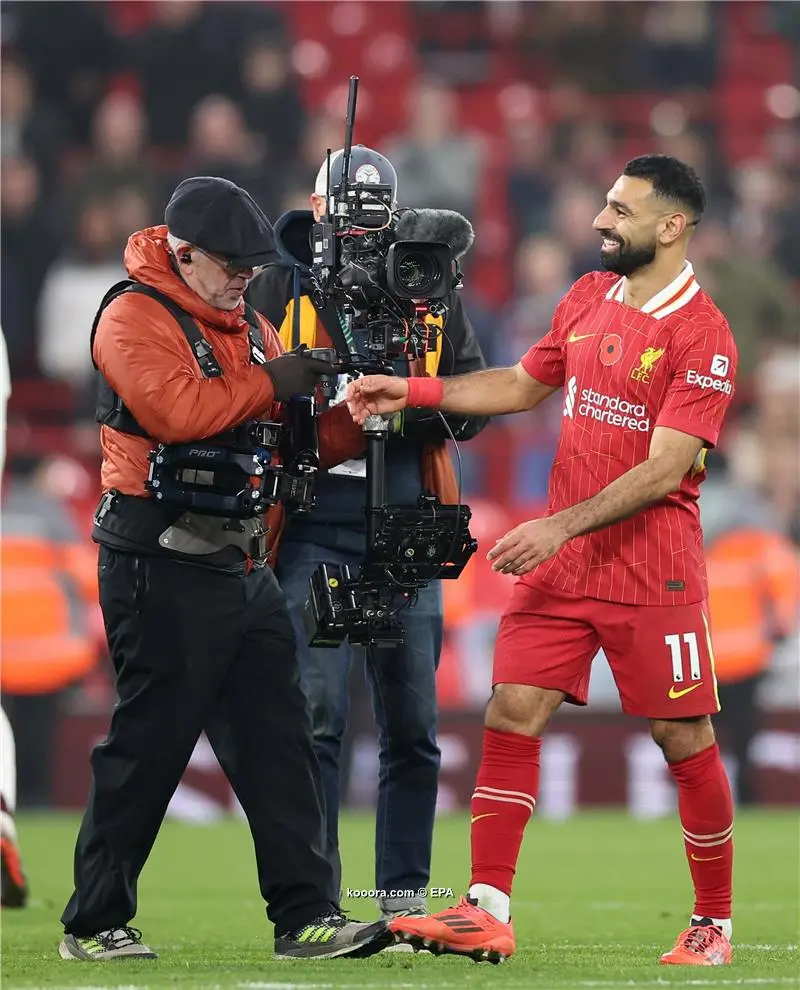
left=262, top=346, right=336, bottom=402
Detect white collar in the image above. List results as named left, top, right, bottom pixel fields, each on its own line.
left=605, top=261, right=700, bottom=320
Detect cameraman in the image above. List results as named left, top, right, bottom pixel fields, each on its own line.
left=59, top=177, right=391, bottom=963
left=248, top=147, right=488, bottom=920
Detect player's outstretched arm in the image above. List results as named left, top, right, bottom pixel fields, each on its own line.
left=488, top=427, right=704, bottom=575
left=346, top=363, right=556, bottom=424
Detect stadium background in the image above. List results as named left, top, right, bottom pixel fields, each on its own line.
left=1, top=0, right=799, bottom=821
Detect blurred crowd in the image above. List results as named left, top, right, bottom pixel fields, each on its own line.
left=2, top=1, right=799, bottom=511
left=1, top=1, right=798, bottom=807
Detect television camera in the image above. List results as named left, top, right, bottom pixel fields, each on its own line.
left=302, top=75, right=478, bottom=648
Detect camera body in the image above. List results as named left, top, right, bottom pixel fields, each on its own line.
left=311, top=185, right=460, bottom=366
left=312, top=178, right=455, bottom=302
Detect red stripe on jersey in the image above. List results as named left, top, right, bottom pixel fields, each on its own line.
left=649, top=275, right=697, bottom=319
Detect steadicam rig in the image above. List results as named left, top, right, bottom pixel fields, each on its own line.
left=301, top=74, right=478, bottom=647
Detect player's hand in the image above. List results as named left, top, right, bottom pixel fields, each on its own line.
left=345, top=375, right=409, bottom=425
left=487, top=517, right=569, bottom=575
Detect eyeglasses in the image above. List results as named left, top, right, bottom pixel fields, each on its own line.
left=195, top=247, right=265, bottom=278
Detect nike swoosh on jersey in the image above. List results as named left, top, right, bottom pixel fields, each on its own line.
left=470, top=813, right=499, bottom=824
left=668, top=682, right=704, bottom=700
left=690, top=853, right=724, bottom=862
left=567, top=332, right=595, bottom=342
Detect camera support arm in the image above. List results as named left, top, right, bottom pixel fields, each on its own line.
left=363, top=414, right=389, bottom=546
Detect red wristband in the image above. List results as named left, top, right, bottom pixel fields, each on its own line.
left=406, top=376, right=445, bottom=409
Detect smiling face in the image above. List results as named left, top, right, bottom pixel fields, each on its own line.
left=593, top=174, right=690, bottom=277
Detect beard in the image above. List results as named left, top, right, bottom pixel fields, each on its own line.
left=599, top=234, right=657, bottom=277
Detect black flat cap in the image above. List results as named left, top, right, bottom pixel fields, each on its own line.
left=165, top=176, right=276, bottom=267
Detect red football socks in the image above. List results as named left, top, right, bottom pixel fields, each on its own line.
left=470, top=728, right=541, bottom=896
left=668, top=742, right=734, bottom=920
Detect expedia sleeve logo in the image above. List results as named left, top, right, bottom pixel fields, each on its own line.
left=685, top=364, right=733, bottom=395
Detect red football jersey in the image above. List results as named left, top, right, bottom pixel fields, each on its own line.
left=521, top=264, right=737, bottom=606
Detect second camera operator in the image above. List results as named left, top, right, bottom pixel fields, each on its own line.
left=59, top=177, right=391, bottom=963
left=248, top=147, right=488, bottom=920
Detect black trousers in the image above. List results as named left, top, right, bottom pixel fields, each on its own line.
left=714, top=674, right=762, bottom=806
left=61, top=547, right=337, bottom=936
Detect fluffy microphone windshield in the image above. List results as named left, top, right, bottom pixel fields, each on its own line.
left=393, top=208, right=475, bottom=259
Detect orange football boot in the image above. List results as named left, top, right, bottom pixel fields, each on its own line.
left=389, top=895, right=515, bottom=963
left=660, top=922, right=732, bottom=965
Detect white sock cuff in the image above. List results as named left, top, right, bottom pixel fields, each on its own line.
left=468, top=883, right=510, bottom=924
left=692, top=915, right=732, bottom=941
left=0, top=809, right=16, bottom=843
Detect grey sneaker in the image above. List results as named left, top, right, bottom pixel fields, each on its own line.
left=381, top=905, right=428, bottom=953
left=274, top=911, right=392, bottom=960
left=59, top=927, right=158, bottom=961
left=381, top=905, right=429, bottom=920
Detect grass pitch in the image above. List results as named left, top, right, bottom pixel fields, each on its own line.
left=1, top=809, right=797, bottom=989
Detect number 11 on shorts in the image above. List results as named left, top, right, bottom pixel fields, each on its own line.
left=664, top=632, right=701, bottom=683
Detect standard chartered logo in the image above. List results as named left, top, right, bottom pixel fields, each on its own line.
left=564, top=378, right=651, bottom=432
left=563, top=375, right=578, bottom=419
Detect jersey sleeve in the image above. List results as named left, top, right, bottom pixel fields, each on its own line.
left=519, top=294, right=570, bottom=387
left=656, top=319, right=738, bottom=447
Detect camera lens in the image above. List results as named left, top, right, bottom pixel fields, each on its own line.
left=396, top=252, right=440, bottom=294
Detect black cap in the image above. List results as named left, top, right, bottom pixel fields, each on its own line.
left=165, top=176, right=276, bottom=267
left=314, top=145, right=398, bottom=203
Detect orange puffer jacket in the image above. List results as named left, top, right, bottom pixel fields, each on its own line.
left=93, top=225, right=364, bottom=552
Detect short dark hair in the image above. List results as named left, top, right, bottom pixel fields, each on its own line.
left=623, top=154, right=706, bottom=224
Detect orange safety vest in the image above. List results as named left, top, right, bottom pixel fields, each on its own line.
left=706, top=528, right=800, bottom=684
left=1, top=536, right=98, bottom=694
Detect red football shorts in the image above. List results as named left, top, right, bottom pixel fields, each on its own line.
left=493, top=581, right=720, bottom=719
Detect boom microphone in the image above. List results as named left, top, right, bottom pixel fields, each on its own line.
left=393, top=208, right=475, bottom=259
